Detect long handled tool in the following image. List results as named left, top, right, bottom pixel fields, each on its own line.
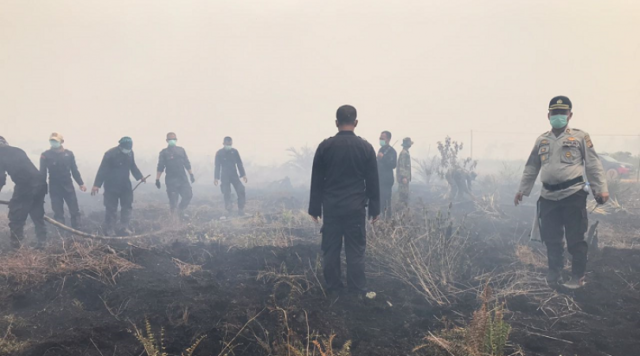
left=0, top=200, right=177, bottom=240
left=133, top=175, right=151, bottom=192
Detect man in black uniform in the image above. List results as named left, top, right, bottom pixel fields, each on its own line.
left=377, top=130, right=397, bottom=218
left=0, top=136, right=48, bottom=248
left=92, top=137, right=146, bottom=236
left=214, top=137, right=247, bottom=216
left=155, top=132, right=195, bottom=218
left=40, top=133, right=86, bottom=229
left=309, top=105, right=380, bottom=294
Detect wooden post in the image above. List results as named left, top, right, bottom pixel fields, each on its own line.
left=470, top=130, right=474, bottom=159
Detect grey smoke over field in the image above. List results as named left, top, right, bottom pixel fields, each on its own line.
left=1, top=0, right=639, bottom=167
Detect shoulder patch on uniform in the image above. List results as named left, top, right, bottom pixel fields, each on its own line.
left=585, top=135, right=593, bottom=148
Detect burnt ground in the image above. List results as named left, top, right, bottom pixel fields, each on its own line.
left=0, top=187, right=639, bottom=356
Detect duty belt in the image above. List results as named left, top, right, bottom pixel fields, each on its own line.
left=543, top=176, right=584, bottom=192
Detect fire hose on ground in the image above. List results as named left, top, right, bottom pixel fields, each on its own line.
left=0, top=198, right=177, bottom=240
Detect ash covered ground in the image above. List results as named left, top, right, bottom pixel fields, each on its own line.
left=0, top=178, right=639, bottom=356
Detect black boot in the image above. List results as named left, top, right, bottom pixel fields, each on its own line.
left=546, top=269, right=563, bottom=284
left=9, top=231, right=22, bottom=249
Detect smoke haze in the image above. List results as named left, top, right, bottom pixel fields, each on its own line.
left=2, top=0, right=639, bottom=168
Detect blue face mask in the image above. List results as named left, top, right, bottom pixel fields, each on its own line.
left=379, top=140, right=387, bottom=147
left=167, top=139, right=177, bottom=146
left=224, top=145, right=232, bottom=150
left=550, top=114, right=568, bottom=129
left=50, top=140, right=61, bottom=149
left=121, top=148, right=132, bottom=154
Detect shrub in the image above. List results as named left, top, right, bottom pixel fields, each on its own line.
left=369, top=209, right=472, bottom=306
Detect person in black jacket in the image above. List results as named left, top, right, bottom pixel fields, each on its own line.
left=377, top=130, right=397, bottom=218
left=214, top=137, right=247, bottom=216
left=91, top=137, right=146, bottom=236
left=40, top=133, right=86, bottom=229
left=155, top=132, right=195, bottom=217
left=309, top=105, right=380, bottom=294
left=0, top=136, right=48, bottom=248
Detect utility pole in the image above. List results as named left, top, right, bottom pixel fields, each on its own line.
left=637, top=134, right=640, bottom=183
left=470, top=130, right=474, bottom=160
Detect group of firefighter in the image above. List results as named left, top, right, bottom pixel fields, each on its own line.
left=0, top=128, right=412, bottom=242
left=307, top=96, right=608, bottom=294
left=0, top=133, right=247, bottom=243
left=0, top=95, right=610, bottom=292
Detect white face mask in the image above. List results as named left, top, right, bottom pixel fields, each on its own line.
left=121, top=148, right=132, bottom=154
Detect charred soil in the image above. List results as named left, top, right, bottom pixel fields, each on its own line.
left=0, top=194, right=638, bottom=356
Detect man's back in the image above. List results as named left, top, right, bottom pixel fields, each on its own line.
left=0, top=146, right=42, bottom=187
left=309, top=131, right=380, bottom=218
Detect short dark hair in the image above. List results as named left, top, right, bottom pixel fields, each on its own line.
left=381, top=131, right=392, bottom=141
left=224, top=136, right=232, bottom=142
left=336, top=105, right=357, bottom=125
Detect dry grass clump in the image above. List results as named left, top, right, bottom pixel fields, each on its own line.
left=312, top=334, right=351, bottom=356
left=252, top=306, right=350, bottom=356
left=369, top=209, right=472, bottom=306
left=184, top=209, right=315, bottom=249
left=0, top=315, right=29, bottom=354
left=172, top=258, right=203, bottom=277
left=0, top=240, right=140, bottom=288
left=483, top=269, right=581, bottom=319
left=132, top=318, right=205, bottom=356
left=514, top=245, right=546, bottom=268
left=59, top=240, right=141, bottom=285
left=0, top=248, right=53, bottom=285
left=414, top=287, right=511, bottom=356
left=470, top=194, right=506, bottom=220
left=258, top=256, right=326, bottom=306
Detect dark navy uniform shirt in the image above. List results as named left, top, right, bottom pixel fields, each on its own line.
left=309, top=131, right=380, bottom=218
left=0, top=146, right=44, bottom=189
left=214, top=148, right=246, bottom=180
left=157, top=146, right=191, bottom=185
left=93, top=147, right=143, bottom=192
left=40, top=148, right=84, bottom=186
left=377, top=145, right=397, bottom=186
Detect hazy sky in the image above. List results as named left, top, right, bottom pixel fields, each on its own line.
left=1, top=0, right=639, bottom=167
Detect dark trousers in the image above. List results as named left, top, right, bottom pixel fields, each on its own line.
left=321, top=213, right=367, bottom=291
left=380, top=183, right=393, bottom=218
left=538, top=191, right=588, bottom=278
left=50, top=182, right=81, bottom=228
left=103, top=189, right=133, bottom=232
left=167, top=181, right=192, bottom=212
left=8, top=182, right=47, bottom=241
left=221, top=175, right=245, bottom=211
